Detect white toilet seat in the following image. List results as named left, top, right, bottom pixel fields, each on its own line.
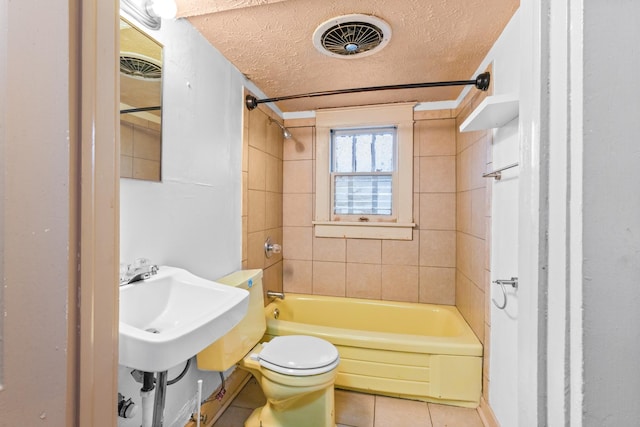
left=254, top=335, right=339, bottom=376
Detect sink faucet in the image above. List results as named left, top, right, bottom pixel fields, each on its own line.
left=120, top=261, right=159, bottom=286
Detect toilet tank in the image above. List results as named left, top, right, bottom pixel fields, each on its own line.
left=196, top=269, right=266, bottom=371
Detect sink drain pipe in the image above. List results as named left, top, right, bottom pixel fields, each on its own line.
left=138, top=360, right=192, bottom=427
left=140, top=372, right=156, bottom=427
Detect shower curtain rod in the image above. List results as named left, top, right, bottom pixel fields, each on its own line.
left=245, top=72, right=490, bottom=110
left=120, top=106, right=161, bottom=114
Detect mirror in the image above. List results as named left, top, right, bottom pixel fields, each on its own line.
left=119, top=18, right=163, bottom=181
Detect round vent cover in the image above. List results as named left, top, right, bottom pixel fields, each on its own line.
left=313, top=14, right=391, bottom=59
left=120, top=54, right=162, bottom=80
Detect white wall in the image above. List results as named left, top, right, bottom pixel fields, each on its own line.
left=118, top=15, right=265, bottom=427
left=582, top=2, right=640, bottom=425
left=467, top=11, right=521, bottom=426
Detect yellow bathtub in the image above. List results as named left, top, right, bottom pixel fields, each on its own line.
left=263, top=294, right=482, bottom=408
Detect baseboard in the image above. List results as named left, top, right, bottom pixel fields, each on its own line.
left=183, top=369, right=252, bottom=427
left=477, top=396, right=500, bottom=427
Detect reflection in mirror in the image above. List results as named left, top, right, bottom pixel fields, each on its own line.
left=119, top=18, right=163, bottom=181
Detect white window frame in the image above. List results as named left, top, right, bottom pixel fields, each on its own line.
left=314, top=103, right=415, bottom=240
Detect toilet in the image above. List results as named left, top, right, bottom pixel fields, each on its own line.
left=196, top=269, right=340, bottom=427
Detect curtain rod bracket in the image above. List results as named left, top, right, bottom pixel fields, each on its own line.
left=245, top=72, right=490, bottom=110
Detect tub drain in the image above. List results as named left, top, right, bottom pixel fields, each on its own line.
left=145, top=328, right=160, bottom=334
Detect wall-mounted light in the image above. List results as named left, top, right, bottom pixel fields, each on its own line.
left=121, top=0, right=177, bottom=30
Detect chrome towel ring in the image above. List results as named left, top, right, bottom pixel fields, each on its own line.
left=492, top=277, right=518, bottom=310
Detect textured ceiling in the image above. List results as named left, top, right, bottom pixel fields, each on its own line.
left=178, top=0, right=519, bottom=112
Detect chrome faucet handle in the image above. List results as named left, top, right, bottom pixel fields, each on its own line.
left=264, top=237, right=282, bottom=258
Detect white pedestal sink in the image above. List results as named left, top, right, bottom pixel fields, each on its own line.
left=119, top=266, right=249, bottom=372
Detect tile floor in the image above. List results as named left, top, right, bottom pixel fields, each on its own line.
left=212, top=378, right=485, bottom=427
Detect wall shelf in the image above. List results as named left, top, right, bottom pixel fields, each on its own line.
left=459, top=94, right=519, bottom=132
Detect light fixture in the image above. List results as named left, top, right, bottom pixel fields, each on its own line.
left=268, top=117, right=292, bottom=139
left=120, top=0, right=177, bottom=30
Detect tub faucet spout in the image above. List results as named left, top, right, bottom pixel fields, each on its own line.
left=266, top=290, right=285, bottom=300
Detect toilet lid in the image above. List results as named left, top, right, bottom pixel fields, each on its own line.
left=258, top=335, right=339, bottom=375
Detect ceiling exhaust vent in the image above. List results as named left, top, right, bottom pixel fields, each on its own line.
left=313, top=14, right=392, bottom=59
left=120, top=54, right=162, bottom=80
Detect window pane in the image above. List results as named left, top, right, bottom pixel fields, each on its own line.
left=374, top=134, right=393, bottom=172
left=331, top=127, right=396, bottom=173
left=354, top=135, right=373, bottom=172
left=334, top=174, right=392, bottom=215
left=333, top=135, right=353, bottom=172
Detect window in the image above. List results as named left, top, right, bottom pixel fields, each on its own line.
left=331, top=127, right=396, bottom=218
left=314, top=103, right=415, bottom=240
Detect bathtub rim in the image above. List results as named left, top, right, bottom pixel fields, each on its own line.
left=264, top=293, right=483, bottom=357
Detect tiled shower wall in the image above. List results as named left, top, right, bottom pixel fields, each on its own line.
left=281, top=111, right=458, bottom=304
left=455, top=83, right=493, bottom=404
left=243, top=97, right=493, bottom=406
left=242, top=104, right=284, bottom=298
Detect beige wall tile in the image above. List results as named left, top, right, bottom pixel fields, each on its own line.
left=265, top=192, right=282, bottom=230
left=266, top=118, right=283, bottom=159
left=283, top=193, right=313, bottom=226
left=457, top=191, right=472, bottom=234
left=313, top=236, right=346, bottom=262
left=413, top=192, right=420, bottom=225
left=456, top=273, right=470, bottom=318
left=417, top=119, right=456, bottom=157
left=346, top=239, right=382, bottom=264
left=381, top=265, right=419, bottom=302
left=133, top=127, right=161, bottom=160
left=132, top=158, right=160, bottom=181
left=263, top=261, right=283, bottom=297
left=419, top=193, right=456, bottom=230
left=419, top=156, right=456, bottom=193
left=419, top=267, right=455, bottom=305
left=120, top=123, right=133, bottom=156
left=242, top=132, right=249, bottom=172
left=456, top=232, right=472, bottom=279
left=413, top=156, right=421, bottom=193
left=335, top=390, right=375, bottom=427
left=283, top=260, right=312, bottom=294
left=120, top=155, right=133, bottom=178
left=242, top=215, right=247, bottom=263
left=242, top=172, right=248, bottom=216
left=374, top=395, right=431, bottom=427
left=471, top=188, right=486, bottom=238
left=457, top=147, right=471, bottom=192
left=484, top=217, right=491, bottom=271
left=247, top=231, right=266, bottom=269
left=283, top=226, right=312, bottom=261
left=470, top=139, right=489, bottom=190
left=247, top=190, right=266, bottom=233
left=381, top=232, right=419, bottom=266
left=419, top=230, right=456, bottom=267
left=346, top=263, right=381, bottom=299
left=248, top=147, right=266, bottom=191
left=470, top=235, right=485, bottom=288
left=248, top=110, right=267, bottom=151
left=283, top=127, right=314, bottom=160
left=283, top=159, right=313, bottom=194
left=468, top=282, right=485, bottom=342
left=312, top=261, right=345, bottom=296
left=265, top=154, right=281, bottom=193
